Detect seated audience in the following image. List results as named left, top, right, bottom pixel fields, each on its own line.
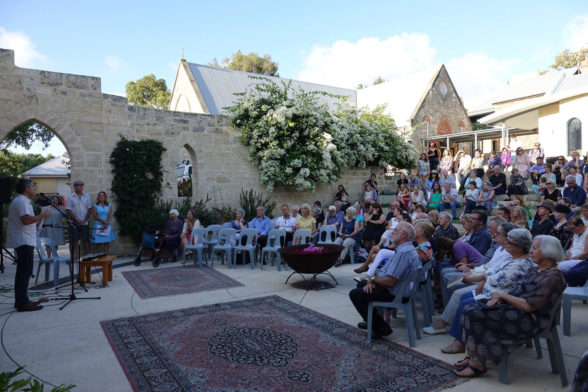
left=507, top=168, right=528, bottom=196
left=362, top=203, right=387, bottom=249
left=511, top=206, right=529, bottom=229
left=496, top=206, right=511, bottom=222
left=558, top=216, right=588, bottom=273
left=563, top=175, right=587, bottom=207
left=439, top=169, right=456, bottom=188
left=427, top=209, right=440, bottom=228
left=476, top=182, right=496, bottom=211
left=488, top=165, right=507, bottom=195
left=531, top=202, right=555, bottom=237
left=541, top=179, right=561, bottom=202
left=440, top=183, right=461, bottom=220
left=428, top=182, right=443, bottom=210
left=454, top=235, right=566, bottom=378
left=275, top=204, right=296, bottom=243
left=468, top=210, right=492, bottom=255
left=425, top=171, right=440, bottom=197
left=411, top=184, right=427, bottom=209
left=323, top=205, right=343, bottom=231
left=550, top=204, right=573, bottom=249
left=249, top=206, right=271, bottom=248
left=334, top=206, right=360, bottom=266
left=295, top=204, right=316, bottom=244
left=432, top=212, right=460, bottom=242
left=398, top=184, right=411, bottom=210
left=348, top=223, right=422, bottom=339
left=457, top=214, right=473, bottom=243
left=463, top=182, right=480, bottom=214
left=335, top=184, right=350, bottom=210
left=362, top=182, right=377, bottom=205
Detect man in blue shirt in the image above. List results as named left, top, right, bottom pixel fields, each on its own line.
left=440, top=183, right=460, bottom=219
left=349, top=222, right=422, bottom=339
left=563, top=175, right=587, bottom=207
left=468, top=210, right=492, bottom=255
left=249, top=206, right=271, bottom=247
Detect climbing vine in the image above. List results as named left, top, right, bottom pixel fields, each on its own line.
left=110, top=137, right=165, bottom=243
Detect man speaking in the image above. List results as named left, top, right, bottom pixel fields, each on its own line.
left=7, top=178, right=51, bottom=312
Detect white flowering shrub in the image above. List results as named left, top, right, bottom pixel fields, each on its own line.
left=227, top=78, right=417, bottom=191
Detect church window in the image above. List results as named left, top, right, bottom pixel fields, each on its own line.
left=568, top=118, right=581, bottom=155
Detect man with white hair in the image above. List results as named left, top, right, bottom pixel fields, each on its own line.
left=562, top=175, right=586, bottom=207
left=439, top=169, right=456, bottom=188
left=249, top=206, right=271, bottom=247
left=349, top=222, right=422, bottom=339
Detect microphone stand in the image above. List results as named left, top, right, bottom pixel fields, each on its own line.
left=39, top=194, right=100, bottom=310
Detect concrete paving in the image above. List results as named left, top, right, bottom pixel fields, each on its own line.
left=0, top=254, right=586, bottom=391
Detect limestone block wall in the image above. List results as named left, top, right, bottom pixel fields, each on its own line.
left=0, top=48, right=402, bottom=254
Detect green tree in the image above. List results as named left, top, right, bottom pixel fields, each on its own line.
left=0, top=150, right=55, bottom=177
left=210, top=51, right=279, bottom=76
left=125, top=74, right=171, bottom=109
left=372, top=76, right=386, bottom=85
left=0, top=121, right=54, bottom=150
left=549, top=48, right=588, bottom=70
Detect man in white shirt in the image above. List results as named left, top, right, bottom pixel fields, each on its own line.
left=440, top=184, right=461, bottom=219
left=65, top=180, right=92, bottom=257
left=7, top=178, right=52, bottom=311
left=275, top=204, right=296, bottom=243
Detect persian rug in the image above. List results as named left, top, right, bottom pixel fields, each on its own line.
left=122, top=265, right=243, bottom=299
left=102, top=295, right=463, bottom=391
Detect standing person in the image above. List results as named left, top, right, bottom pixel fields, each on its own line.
left=500, top=147, right=512, bottom=172
left=7, top=178, right=52, bottom=312
left=440, top=149, right=454, bottom=173
left=528, top=142, right=545, bottom=165
left=509, top=135, right=522, bottom=153
left=65, top=180, right=92, bottom=258
left=418, top=153, right=430, bottom=187
left=427, top=142, right=440, bottom=171
left=39, top=195, right=65, bottom=257
left=91, top=191, right=115, bottom=254
left=513, top=147, right=531, bottom=180
left=455, top=150, right=472, bottom=191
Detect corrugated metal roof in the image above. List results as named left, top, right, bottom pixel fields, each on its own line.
left=186, top=63, right=357, bottom=114
left=22, top=155, right=70, bottom=177
left=489, top=69, right=576, bottom=104
left=554, top=72, right=588, bottom=93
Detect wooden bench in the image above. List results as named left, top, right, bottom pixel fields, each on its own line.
left=80, top=255, right=116, bottom=287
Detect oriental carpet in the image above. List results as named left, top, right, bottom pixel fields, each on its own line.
left=122, top=265, right=243, bottom=299
left=102, top=295, right=463, bottom=391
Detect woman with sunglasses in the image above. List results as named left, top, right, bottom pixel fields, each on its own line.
left=513, top=147, right=531, bottom=180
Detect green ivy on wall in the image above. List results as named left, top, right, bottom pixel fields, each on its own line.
left=110, top=137, right=165, bottom=244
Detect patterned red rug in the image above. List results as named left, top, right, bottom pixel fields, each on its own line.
left=121, top=265, right=243, bottom=298
left=102, top=296, right=463, bottom=391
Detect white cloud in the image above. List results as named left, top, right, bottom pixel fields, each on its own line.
left=0, top=27, right=46, bottom=67
left=104, top=55, right=122, bottom=71
left=446, top=52, right=520, bottom=109
left=563, top=14, right=588, bottom=51
left=298, top=34, right=522, bottom=110
left=298, top=33, right=437, bottom=89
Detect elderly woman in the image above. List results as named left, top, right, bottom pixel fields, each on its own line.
left=334, top=206, right=360, bottom=266
left=475, top=182, right=496, bottom=211
left=439, top=229, right=535, bottom=355
left=295, top=203, right=316, bottom=244
left=541, top=179, right=561, bottom=202
left=454, top=235, right=566, bottom=378
left=550, top=204, right=573, bottom=249
left=163, top=209, right=184, bottom=261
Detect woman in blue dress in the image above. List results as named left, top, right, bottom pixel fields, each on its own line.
left=91, top=191, right=115, bottom=254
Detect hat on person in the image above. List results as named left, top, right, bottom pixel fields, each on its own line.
left=538, top=202, right=553, bottom=212
left=73, top=180, right=84, bottom=186
left=554, top=204, right=571, bottom=214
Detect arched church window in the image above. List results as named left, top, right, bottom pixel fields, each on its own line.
left=568, top=118, right=582, bottom=155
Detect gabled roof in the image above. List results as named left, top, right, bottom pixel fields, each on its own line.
left=22, top=155, right=70, bottom=177
left=184, top=63, right=357, bottom=114
left=356, top=66, right=438, bottom=127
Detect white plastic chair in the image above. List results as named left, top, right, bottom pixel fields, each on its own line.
left=35, top=237, right=71, bottom=287
left=212, top=228, right=236, bottom=267
left=233, top=228, right=258, bottom=269
left=203, top=224, right=221, bottom=259
left=292, top=229, right=311, bottom=245
left=182, top=228, right=207, bottom=267
left=562, top=279, right=588, bottom=336
left=261, top=229, right=287, bottom=271
left=317, top=225, right=338, bottom=245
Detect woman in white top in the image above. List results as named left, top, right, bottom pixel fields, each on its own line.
left=411, top=184, right=426, bottom=210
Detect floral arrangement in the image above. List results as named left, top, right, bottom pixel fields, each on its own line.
left=291, top=243, right=327, bottom=255
left=226, top=77, right=417, bottom=192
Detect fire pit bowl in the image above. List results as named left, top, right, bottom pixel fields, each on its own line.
left=278, top=244, right=344, bottom=288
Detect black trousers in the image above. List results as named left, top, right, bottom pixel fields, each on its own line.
left=15, top=245, right=34, bottom=306
left=349, top=280, right=395, bottom=332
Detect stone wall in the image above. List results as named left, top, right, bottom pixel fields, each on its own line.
left=410, top=65, right=473, bottom=152
left=0, top=48, right=400, bottom=254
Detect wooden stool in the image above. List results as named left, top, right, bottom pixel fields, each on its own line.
left=80, top=255, right=116, bottom=287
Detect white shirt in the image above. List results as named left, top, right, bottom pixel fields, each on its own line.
left=510, top=140, right=522, bottom=152
left=472, top=246, right=512, bottom=275
left=276, top=216, right=296, bottom=233
left=65, top=192, right=92, bottom=224
left=6, top=194, right=37, bottom=248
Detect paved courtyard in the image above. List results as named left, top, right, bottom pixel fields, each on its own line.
left=0, top=255, right=586, bottom=391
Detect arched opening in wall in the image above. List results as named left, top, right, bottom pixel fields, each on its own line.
left=1, top=119, right=70, bottom=199
left=422, top=115, right=431, bottom=137
left=567, top=118, right=581, bottom=155
left=177, top=144, right=196, bottom=197
left=458, top=121, right=465, bottom=133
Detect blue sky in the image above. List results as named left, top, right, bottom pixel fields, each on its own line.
left=1, top=0, right=588, bottom=155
